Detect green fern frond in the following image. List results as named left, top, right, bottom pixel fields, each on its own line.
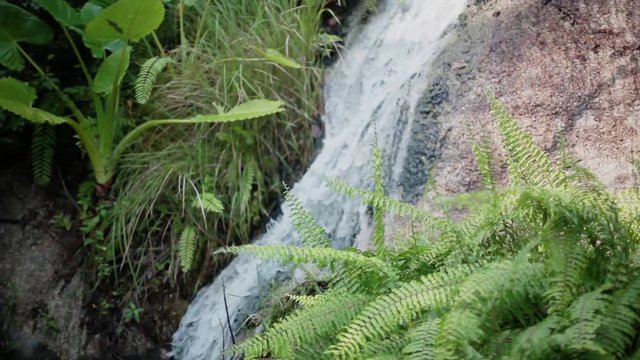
left=192, top=192, right=224, bottom=214
left=286, top=189, right=331, bottom=247
left=326, top=176, right=446, bottom=229
left=235, top=293, right=372, bottom=359
left=135, top=56, right=173, bottom=104
left=490, top=96, right=565, bottom=187
left=403, top=318, right=441, bottom=360
left=563, top=287, right=611, bottom=355
left=545, top=239, right=590, bottom=315
left=217, top=244, right=397, bottom=279
left=508, top=316, right=562, bottom=358
left=31, top=125, right=56, bottom=186
left=434, top=309, right=484, bottom=360
left=472, top=136, right=496, bottom=190
left=239, top=158, right=256, bottom=209
left=597, top=277, right=640, bottom=356
left=328, top=264, right=476, bottom=358
left=178, top=225, right=196, bottom=273
left=371, top=140, right=388, bottom=255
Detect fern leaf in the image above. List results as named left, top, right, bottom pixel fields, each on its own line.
left=403, top=318, right=441, bottom=360
left=235, top=293, right=371, bottom=359
left=597, top=277, right=640, bottom=356
left=192, top=192, right=224, bottom=214
left=286, top=190, right=331, bottom=247
left=509, top=316, right=562, bottom=358
left=328, top=264, right=476, bottom=358
left=563, top=287, right=611, bottom=355
left=178, top=225, right=196, bottom=273
left=544, top=236, right=590, bottom=315
left=472, top=136, right=496, bottom=190
left=217, top=244, right=397, bottom=280
left=490, top=96, right=565, bottom=187
left=326, top=176, right=447, bottom=230
left=238, top=158, right=256, bottom=210
left=31, top=125, right=55, bottom=186
left=371, top=140, right=387, bottom=255
left=135, top=56, right=173, bottom=104
left=434, top=309, right=484, bottom=360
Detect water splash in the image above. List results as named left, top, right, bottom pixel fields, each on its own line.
left=171, top=0, right=467, bottom=358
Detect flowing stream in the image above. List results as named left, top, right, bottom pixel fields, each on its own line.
left=171, top=0, right=467, bottom=358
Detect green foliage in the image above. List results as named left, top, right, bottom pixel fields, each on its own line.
left=107, top=0, right=333, bottom=295
left=0, top=0, right=283, bottom=185
left=134, top=56, right=173, bottom=104
left=0, top=2, right=53, bottom=71
left=178, top=225, right=197, bottom=273
left=31, top=125, right=56, bottom=186
left=225, top=99, right=640, bottom=359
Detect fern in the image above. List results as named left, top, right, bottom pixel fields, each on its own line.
left=402, top=318, right=441, bottom=360
left=491, top=96, right=565, bottom=187
left=192, top=191, right=224, bottom=214
left=135, top=56, right=173, bottom=104
left=286, top=189, right=331, bottom=247
left=217, top=244, right=396, bottom=280
left=371, top=140, right=387, bottom=255
left=178, top=225, right=196, bottom=273
left=225, top=98, right=640, bottom=359
left=328, top=264, right=476, bottom=358
left=31, top=125, right=56, bottom=186
left=236, top=293, right=372, bottom=359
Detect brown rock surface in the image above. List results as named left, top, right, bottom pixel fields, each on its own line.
left=429, top=0, right=640, bottom=196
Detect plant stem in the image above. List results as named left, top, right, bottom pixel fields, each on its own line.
left=151, top=32, right=166, bottom=57
left=65, top=118, right=111, bottom=184
left=193, top=0, right=212, bottom=50
left=17, top=44, right=87, bottom=124
left=62, top=26, right=105, bottom=121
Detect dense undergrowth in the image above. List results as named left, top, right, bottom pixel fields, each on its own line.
left=222, top=98, right=640, bottom=359
left=0, top=0, right=355, bottom=336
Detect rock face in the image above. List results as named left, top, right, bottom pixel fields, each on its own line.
left=410, top=0, right=640, bottom=197
left=0, top=162, right=87, bottom=360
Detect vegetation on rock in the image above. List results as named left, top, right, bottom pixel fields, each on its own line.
left=223, top=98, right=640, bottom=359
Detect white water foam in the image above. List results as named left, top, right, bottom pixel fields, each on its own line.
left=171, top=1, right=467, bottom=358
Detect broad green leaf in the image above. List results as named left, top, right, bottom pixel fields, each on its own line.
left=224, top=99, right=284, bottom=118
left=0, top=77, right=36, bottom=105
left=85, top=0, right=165, bottom=43
left=0, top=3, right=53, bottom=70
left=34, top=0, right=82, bottom=27
left=0, top=77, right=68, bottom=125
left=80, top=2, right=103, bottom=24
left=262, top=48, right=302, bottom=69
left=192, top=192, right=224, bottom=214
left=92, top=46, right=130, bottom=94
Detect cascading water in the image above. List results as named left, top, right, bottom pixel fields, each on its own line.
left=171, top=0, right=467, bottom=358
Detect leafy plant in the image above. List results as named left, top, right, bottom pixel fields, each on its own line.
left=219, top=99, right=640, bottom=359
left=123, top=301, right=143, bottom=324
left=31, top=124, right=56, bottom=185
left=0, top=0, right=284, bottom=188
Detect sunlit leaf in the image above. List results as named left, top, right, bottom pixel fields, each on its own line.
left=92, top=46, right=130, bottom=94
left=85, top=0, right=165, bottom=43
left=193, top=192, right=224, bottom=214
left=0, top=78, right=68, bottom=125
left=262, top=48, right=302, bottom=69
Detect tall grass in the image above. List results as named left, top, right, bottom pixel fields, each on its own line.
left=108, top=0, right=331, bottom=296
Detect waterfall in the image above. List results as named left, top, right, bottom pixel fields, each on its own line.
left=171, top=0, right=467, bottom=358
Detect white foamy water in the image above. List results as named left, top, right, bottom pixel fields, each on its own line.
left=171, top=1, right=467, bottom=358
